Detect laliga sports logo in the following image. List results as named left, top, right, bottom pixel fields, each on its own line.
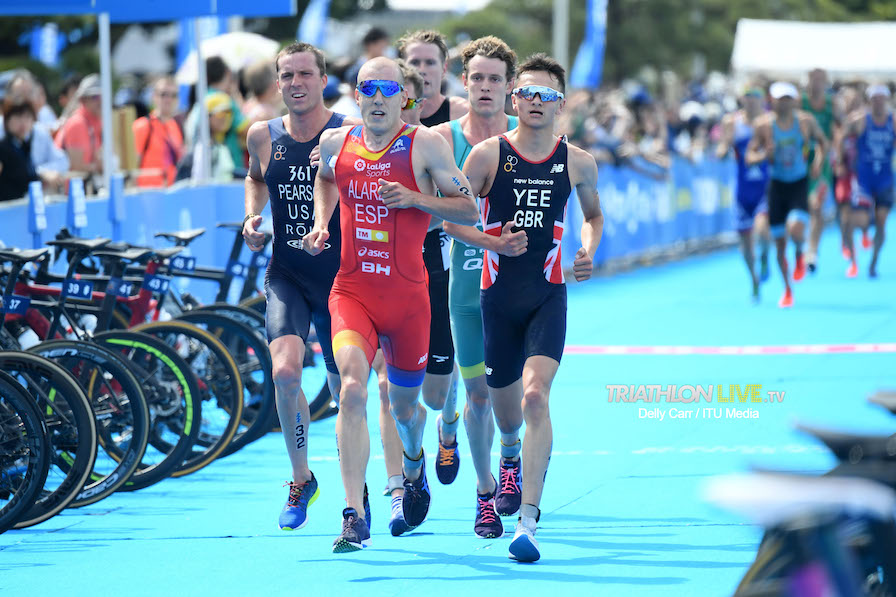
left=354, top=159, right=366, bottom=172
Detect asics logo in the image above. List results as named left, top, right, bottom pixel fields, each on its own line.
left=418, top=354, right=428, bottom=365
left=389, top=139, right=407, bottom=153
left=431, top=355, right=449, bottom=363
left=358, top=246, right=389, bottom=259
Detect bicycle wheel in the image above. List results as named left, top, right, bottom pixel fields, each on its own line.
left=28, top=340, right=150, bottom=507
left=0, top=371, right=50, bottom=534
left=133, top=321, right=242, bottom=476
left=175, top=311, right=273, bottom=456
left=0, top=352, right=97, bottom=529
left=94, top=330, right=201, bottom=491
left=237, top=295, right=335, bottom=426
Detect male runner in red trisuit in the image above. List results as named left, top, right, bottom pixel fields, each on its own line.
left=305, top=57, right=478, bottom=553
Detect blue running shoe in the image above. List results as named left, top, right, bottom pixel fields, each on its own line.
left=278, top=473, right=319, bottom=531
left=495, top=458, right=522, bottom=516
left=509, top=519, right=540, bottom=562
left=389, top=493, right=411, bottom=536
left=332, top=508, right=371, bottom=553
left=402, top=453, right=431, bottom=528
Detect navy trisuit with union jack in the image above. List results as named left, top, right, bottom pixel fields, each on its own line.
left=479, top=135, right=573, bottom=388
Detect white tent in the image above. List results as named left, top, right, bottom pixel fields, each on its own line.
left=731, top=19, right=896, bottom=81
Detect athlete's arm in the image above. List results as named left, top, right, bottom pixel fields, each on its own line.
left=569, top=145, right=604, bottom=282
left=243, top=121, right=271, bottom=252
left=442, top=220, right=528, bottom=256
left=715, top=114, right=734, bottom=159
left=445, top=139, right=527, bottom=254
left=378, top=128, right=478, bottom=225
left=746, top=117, right=771, bottom=166
left=305, top=126, right=349, bottom=255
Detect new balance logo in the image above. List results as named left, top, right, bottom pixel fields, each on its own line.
left=549, top=163, right=565, bottom=174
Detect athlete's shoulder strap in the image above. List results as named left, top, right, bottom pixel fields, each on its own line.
left=267, top=116, right=286, bottom=141
left=329, top=112, right=347, bottom=128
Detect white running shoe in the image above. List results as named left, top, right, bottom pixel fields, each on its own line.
left=508, top=517, right=540, bottom=562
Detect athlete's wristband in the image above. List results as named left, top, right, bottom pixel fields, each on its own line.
left=243, top=213, right=260, bottom=227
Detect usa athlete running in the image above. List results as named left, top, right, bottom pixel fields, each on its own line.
left=242, top=42, right=358, bottom=532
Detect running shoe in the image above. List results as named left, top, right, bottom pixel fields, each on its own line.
left=278, top=473, right=319, bottom=531
left=495, top=457, right=522, bottom=516
left=842, top=245, right=852, bottom=260
left=402, top=453, right=431, bottom=528
left=435, top=414, right=460, bottom=485
left=806, top=254, right=817, bottom=274
left=862, top=231, right=872, bottom=249
left=778, top=288, right=793, bottom=308
left=509, top=519, right=540, bottom=562
left=363, top=483, right=371, bottom=530
left=846, top=261, right=858, bottom=278
left=388, top=493, right=411, bottom=536
left=751, top=279, right=760, bottom=304
left=792, top=254, right=806, bottom=282
left=332, top=507, right=371, bottom=553
left=475, top=478, right=504, bottom=539
left=759, top=254, right=769, bottom=283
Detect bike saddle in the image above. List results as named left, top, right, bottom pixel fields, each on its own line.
left=155, top=228, right=206, bottom=246
left=46, top=237, right=110, bottom=254
left=795, top=422, right=896, bottom=464
left=0, top=248, right=51, bottom=265
left=93, top=246, right=154, bottom=263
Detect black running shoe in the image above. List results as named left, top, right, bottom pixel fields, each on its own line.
left=495, top=457, right=522, bottom=516
left=402, top=454, right=431, bottom=528
left=435, top=415, right=461, bottom=485
left=363, top=483, right=371, bottom=530
left=474, top=479, right=504, bottom=539
left=332, top=508, right=371, bottom=553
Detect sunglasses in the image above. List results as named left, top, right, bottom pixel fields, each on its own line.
left=403, top=98, right=420, bottom=110
left=357, top=79, right=404, bottom=98
left=157, top=91, right=178, bottom=98
left=512, top=85, right=564, bottom=102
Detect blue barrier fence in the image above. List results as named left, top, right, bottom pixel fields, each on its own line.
left=2, top=156, right=737, bottom=302
left=561, top=156, right=737, bottom=268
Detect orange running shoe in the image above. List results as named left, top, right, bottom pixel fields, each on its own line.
left=862, top=231, right=872, bottom=249
left=778, top=288, right=794, bottom=308
left=846, top=261, right=858, bottom=278
left=793, top=254, right=806, bottom=282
